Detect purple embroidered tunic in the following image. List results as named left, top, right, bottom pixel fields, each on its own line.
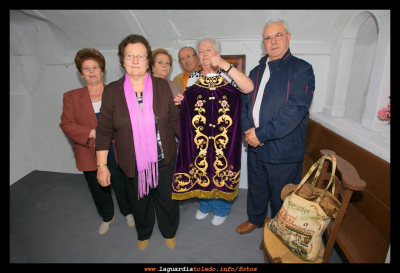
left=172, top=75, right=242, bottom=201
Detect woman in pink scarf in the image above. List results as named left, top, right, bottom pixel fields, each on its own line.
left=96, top=35, right=180, bottom=250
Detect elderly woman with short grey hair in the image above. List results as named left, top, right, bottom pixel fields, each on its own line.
left=183, top=35, right=254, bottom=91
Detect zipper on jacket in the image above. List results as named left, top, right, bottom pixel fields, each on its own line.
left=251, top=62, right=262, bottom=126
left=286, top=81, right=290, bottom=104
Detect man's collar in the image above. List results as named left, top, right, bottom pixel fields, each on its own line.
left=268, top=48, right=291, bottom=63
left=266, top=49, right=291, bottom=68
left=184, top=65, right=202, bottom=76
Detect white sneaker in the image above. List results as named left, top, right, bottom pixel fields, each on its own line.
left=211, top=215, right=227, bottom=226
left=195, top=210, right=209, bottom=220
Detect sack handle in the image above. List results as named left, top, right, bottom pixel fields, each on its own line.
left=294, top=153, right=337, bottom=203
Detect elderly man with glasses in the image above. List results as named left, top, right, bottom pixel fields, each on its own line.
left=236, top=18, right=316, bottom=234
left=173, top=46, right=201, bottom=92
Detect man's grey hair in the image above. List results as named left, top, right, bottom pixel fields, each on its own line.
left=178, top=46, right=197, bottom=59
left=195, top=35, right=221, bottom=54
left=262, top=19, right=290, bottom=36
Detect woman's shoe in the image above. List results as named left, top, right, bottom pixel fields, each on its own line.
left=165, top=237, right=176, bottom=249
left=125, top=214, right=135, bottom=227
left=195, top=210, right=209, bottom=220
left=137, top=239, right=149, bottom=250
left=99, top=217, right=114, bottom=235
left=211, top=215, right=227, bottom=226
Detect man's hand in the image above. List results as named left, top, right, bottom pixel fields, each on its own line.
left=244, top=128, right=263, bottom=148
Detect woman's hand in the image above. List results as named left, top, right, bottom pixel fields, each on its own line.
left=97, top=166, right=111, bottom=187
left=89, top=129, right=96, bottom=139
left=174, top=93, right=184, bottom=105
left=211, top=54, right=254, bottom=93
left=211, top=54, right=230, bottom=71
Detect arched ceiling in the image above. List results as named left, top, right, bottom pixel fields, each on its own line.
left=12, top=9, right=361, bottom=56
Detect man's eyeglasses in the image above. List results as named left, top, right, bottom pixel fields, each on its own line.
left=179, top=54, right=196, bottom=62
left=263, top=32, right=287, bottom=44
left=124, top=54, right=148, bottom=61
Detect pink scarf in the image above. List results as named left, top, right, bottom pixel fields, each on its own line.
left=123, top=73, right=158, bottom=199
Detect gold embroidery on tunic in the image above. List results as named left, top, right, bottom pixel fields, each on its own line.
left=173, top=95, right=209, bottom=192
left=195, top=75, right=229, bottom=90
left=213, top=96, right=240, bottom=189
left=173, top=75, right=239, bottom=199
left=172, top=188, right=239, bottom=201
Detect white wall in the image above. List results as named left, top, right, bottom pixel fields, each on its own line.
left=314, top=10, right=390, bottom=163
left=344, top=16, right=377, bottom=123
left=9, top=10, right=390, bottom=186
left=10, top=86, right=35, bottom=183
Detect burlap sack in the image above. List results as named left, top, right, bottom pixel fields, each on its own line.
left=268, top=154, right=339, bottom=261
left=281, top=183, right=341, bottom=218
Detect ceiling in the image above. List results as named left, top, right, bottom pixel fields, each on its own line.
left=11, top=10, right=362, bottom=56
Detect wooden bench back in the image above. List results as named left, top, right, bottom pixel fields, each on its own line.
left=313, top=150, right=366, bottom=262
left=304, top=119, right=390, bottom=244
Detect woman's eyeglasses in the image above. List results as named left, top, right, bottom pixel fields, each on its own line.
left=124, top=54, right=148, bottom=61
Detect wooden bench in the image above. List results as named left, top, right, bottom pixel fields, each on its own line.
left=303, top=119, right=390, bottom=263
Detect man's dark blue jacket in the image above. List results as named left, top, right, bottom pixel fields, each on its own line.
left=241, top=49, right=315, bottom=164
